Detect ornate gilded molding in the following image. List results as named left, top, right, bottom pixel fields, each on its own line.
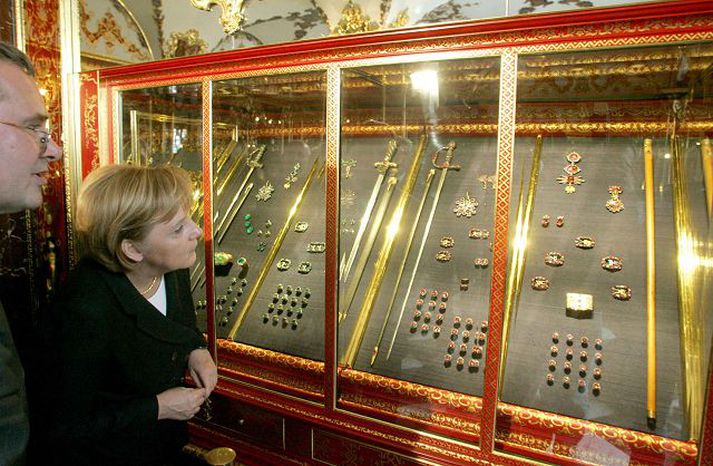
left=339, top=368, right=483, bottom=411
left=78, top=0, right=152, bottom=61
left=339, top=396, right=481, bottom=435
left=218, top=339, right=325, bottom=376
left=163, top=29, right=208, bottom=59
left=215, top=383, right=491, bottom=464
left=191, top=0, right=246, bottom=35
left=334, top=0, right=377, bottom=35
left=498, top=403, right=698, bottom=462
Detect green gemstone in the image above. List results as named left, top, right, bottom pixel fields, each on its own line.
left=246, top=226, right=254, bottom=234
left=244, top=214, right=252, bottom=220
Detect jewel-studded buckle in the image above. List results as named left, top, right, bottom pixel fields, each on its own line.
left=297, top=261, right=312, bottom=274
left=601, top=255, right=622, bottom=272
left=531, top=276, right=550, bottom=291
left=277, top=258, right=291, bottom=271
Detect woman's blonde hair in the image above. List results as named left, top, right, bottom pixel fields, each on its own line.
left=76, top=164, right=195, bottom=272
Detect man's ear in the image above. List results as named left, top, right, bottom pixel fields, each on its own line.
left=121, top=239, right=144, bottom=263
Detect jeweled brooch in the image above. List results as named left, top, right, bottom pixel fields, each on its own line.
left=453, top=192, right=479, bottom=218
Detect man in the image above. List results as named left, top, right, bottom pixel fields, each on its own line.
left=0, top=42, right=62, bottom=466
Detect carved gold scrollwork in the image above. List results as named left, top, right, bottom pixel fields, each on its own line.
left=191, top=0, right=246, bottom=35
left=334, top=0, right=378, bottom=35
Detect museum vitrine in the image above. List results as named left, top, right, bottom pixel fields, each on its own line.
left=496, top=42, right=713, bottom=461
left=80, top=2, right=713, bottom=464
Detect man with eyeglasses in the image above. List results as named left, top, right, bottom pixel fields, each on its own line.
left=0, top=42, right=61, bottom=466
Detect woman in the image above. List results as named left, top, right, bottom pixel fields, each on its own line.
left=50, top=164, right=217, bottom=465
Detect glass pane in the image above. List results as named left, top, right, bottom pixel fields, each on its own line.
left=210, top=72, right=327, bottom=395
left=119, top=84, right=207, bottom=329
left=337, top=57, right=500, bottom=441
left=499, top=43, right=713, bottom=464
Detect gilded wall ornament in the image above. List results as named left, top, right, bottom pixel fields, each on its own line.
left=163, top=29, right=207, bottom=58
left=190, top=0, right=246, bottom=35
left=333, top=0, right=377, bottom=35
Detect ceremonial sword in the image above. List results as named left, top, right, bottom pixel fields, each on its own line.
left=214, top=145, right=265, bottom=235
left=341, top=140, right=398, bottom=282
left=339, top=175, right=398, bottom=322
left=386, top=141, right=459, bottom=360
left=370, top=168, right=435, bottom=366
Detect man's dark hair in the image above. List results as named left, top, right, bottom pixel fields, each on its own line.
left=0, top=42, right=35, bottom=76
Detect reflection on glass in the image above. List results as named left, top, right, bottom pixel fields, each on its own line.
left=120, top=84, right=207, bottom=329
left=337, top=57, right=501, bottom=440
left=499, top=43, right=713, bottom=464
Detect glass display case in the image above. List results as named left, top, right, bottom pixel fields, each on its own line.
left=78, top=2, right=713, bottom=464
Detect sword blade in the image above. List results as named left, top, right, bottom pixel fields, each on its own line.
left=386, top=166, right=449, bottom=360
left=341, top=174, right=385, bottom=281
left=371, top=168, right=435, bottom=366
left=340, top=176, right=398, bottom=322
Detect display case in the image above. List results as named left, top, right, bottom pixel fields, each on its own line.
left=78, top=1, right=713, bottom=464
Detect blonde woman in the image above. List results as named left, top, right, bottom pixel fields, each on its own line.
left=50, top=164, right=216, bottom=466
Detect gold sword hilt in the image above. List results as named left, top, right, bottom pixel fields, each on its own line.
left=374, top=139, right=399, bottom=174
left=247, top=145, right=266, bottom=169
left=431, top=141, right=460, bottom=171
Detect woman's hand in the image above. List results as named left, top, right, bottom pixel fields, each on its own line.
left=188, top=348, right=218, bottom=395
left=156, top=386, right=206, bottom=420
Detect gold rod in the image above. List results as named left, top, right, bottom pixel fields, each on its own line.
left=342, top=134, right=428, bottom=367
left=214, top=138, right=238, bottom=175
left=701, top=138, right=713, bottom=219
left=339, top=175, right=398, bottom=322
left=499, top=135, right=543, bottom=388
left=129, top=109, right=139, bottom=164
left=644, top=138, right=657, bottom=429
left=227, top=157, right=321, bottom=340
left=671, top=134, right=704, bottom=441
left=372, top=168, right=435, bottom=366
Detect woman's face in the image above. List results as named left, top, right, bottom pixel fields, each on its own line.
left=135, top=208, right=202, bottom=274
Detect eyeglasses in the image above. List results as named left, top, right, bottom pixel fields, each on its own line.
left=0, top=120, right=51, bottom=154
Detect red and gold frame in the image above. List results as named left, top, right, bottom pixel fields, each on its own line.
left=80, top=2, right=713, bottom=465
